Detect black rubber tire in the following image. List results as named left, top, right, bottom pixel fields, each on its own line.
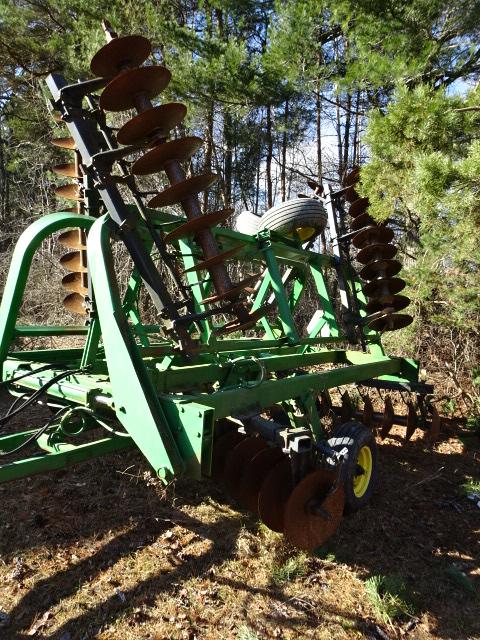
left=234, top=210, right=261, bottom=235
left=327, top=421, right=378, bottom=513
left=258, top=198, right=328, bottom=240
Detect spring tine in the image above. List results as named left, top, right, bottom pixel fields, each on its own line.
left=362, top=395, right=374, bottom=428
left=148, top=173, right=219, bottom=208
left=51, top=137, right=76, bottom=150
left=427, top=404, right=441, bottom=443
left=380, top=396, right=395, bottom=439
left=132, top=136, right=203, bottom=175
left=405, top=401, right=418, bottom=441
left=183, top=245, right=245, bottom=273
left=200, top=274, right=259, bottom=305
left=164, top=208, right=234, bottom=243
left=215, top=304, right=272, bottom=336
left=117, top=103, right=187, bottom=145
left=340, top=391, right=354, bottom=422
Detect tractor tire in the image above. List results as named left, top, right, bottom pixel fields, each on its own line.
left=234, top=210, right=261, bottom=235
left=258, top=198, right=328, bottom=241
left=327, top=421, right=377, bottom=513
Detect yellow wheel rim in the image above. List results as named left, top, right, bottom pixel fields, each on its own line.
left=353, top=445, right=373, bottom=498
left=286, top=226, right=316, bottom=241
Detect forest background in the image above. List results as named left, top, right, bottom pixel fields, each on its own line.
left=0, top=0, right=479, bottom=423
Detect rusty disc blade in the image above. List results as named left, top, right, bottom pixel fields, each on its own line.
left=362, top=396, right=374, bottom=428
left=237, top=447, right=285, bottom=513
left=211, top=430, right=245, bottom=481
left=349, top=197, right=369, bottom=218
left=284, top=469, right=345, bottom=552
left=63, top=292, right=87, bottom=315
left=353, top=225, right=394, bottom=250
left=258, top=457, right=293, bottom=532
left=132, top=137, right=204, bottom=175
left=184, top=245, right=244, bottom=273
left=368, top=312, right=413, bottom=333
left=343, top=166, right=360, bottom=187
left=55, top=184, right=82, bottom=201
left=100, top=66, right=172, bottom=112
left=201, top=274, right=259, bottom=305
left=51, top=137, right=76, bottom=150
left=91, top=35, right=151, bottom=77
left=148, top=173, right=218, bottom=208
left=366, top=294, right=410, bottom=314
left=380, top=396, right=395, bottom=439
left=60, top=251, right=88, bottom=273
left=117, top=103, right=187, bottom=145
left=165, top=208, right=233, bottom=243
left=360, top=258, right=402, bottom=281
left=427, top=405, right=441, bottom=442
left=52, top=163, right=81, bottom=178
left=363, top=276, right=406, bottom=299
left=344, top=185, right=360, bottom=204
left=223, top=436, right=269, bottom=498
left=351, top=211, right=374, bottom=231
left=405, top=401, right=418, bottom=441
left=216, top=304, right=272, bottom=336
left=58, top=229, right=87, bottom=250
left=356, top=242, right=397, bottom=264
left=62, top=272, right=88, bottom=296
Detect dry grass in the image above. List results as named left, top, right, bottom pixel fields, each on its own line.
left=0, top=392, right=479, bottom=640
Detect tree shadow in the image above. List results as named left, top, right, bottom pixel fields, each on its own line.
left=0, top=416, right=478, bottom=639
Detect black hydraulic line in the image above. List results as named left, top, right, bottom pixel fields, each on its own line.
left=0, top=407, right=68, bottom=457
left=0, top=368, right=85, bottom=427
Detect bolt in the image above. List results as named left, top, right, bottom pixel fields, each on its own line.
left=157, top=467, right=173, bottom=482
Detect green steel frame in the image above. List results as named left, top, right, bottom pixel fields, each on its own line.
left=0, top=207, right=420, bottom=484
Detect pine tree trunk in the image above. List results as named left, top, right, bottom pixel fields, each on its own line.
left=280, top=99, right=288, bottom=202
left=266, top=105, right=273, bottom=209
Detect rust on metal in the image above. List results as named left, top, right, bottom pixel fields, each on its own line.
left=90, top=35, right=151, bottom=77
left=257, top=457, right=293, bottom=532
left=148, top=173, right=218, bottom=208
left=360, top=258, right=402, bottom=281
left=132, top=137, right=204, bottom=175
left=223, top=436, right=269, bottom=498
left=284, top=469, right=345, bottom=552
left=117, top=103, right=187, bottom=145
left=59, top=251, right=88, bottom=273
left=164, top=208, right=233, bottom=243
left=237, top=447, right=285, bottom=513
left=100, top=66, right=172, bottom=112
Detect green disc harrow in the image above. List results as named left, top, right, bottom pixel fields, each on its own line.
left=0, top=24, right=440, bottom=551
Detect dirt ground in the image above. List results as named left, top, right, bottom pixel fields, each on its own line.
left=0, top=390, right=478, bottom=640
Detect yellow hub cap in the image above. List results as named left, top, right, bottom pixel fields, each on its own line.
left=286, top=226, right=316, bottom=241
left=353, top=445, right=373, bottom=498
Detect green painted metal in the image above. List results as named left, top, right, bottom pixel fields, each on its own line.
left=0, top=201, right=422, bottom=486
left=0, top=212, right=95, bottom=367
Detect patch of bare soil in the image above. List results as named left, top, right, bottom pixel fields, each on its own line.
left=0, top=390, right=478, bottom=640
